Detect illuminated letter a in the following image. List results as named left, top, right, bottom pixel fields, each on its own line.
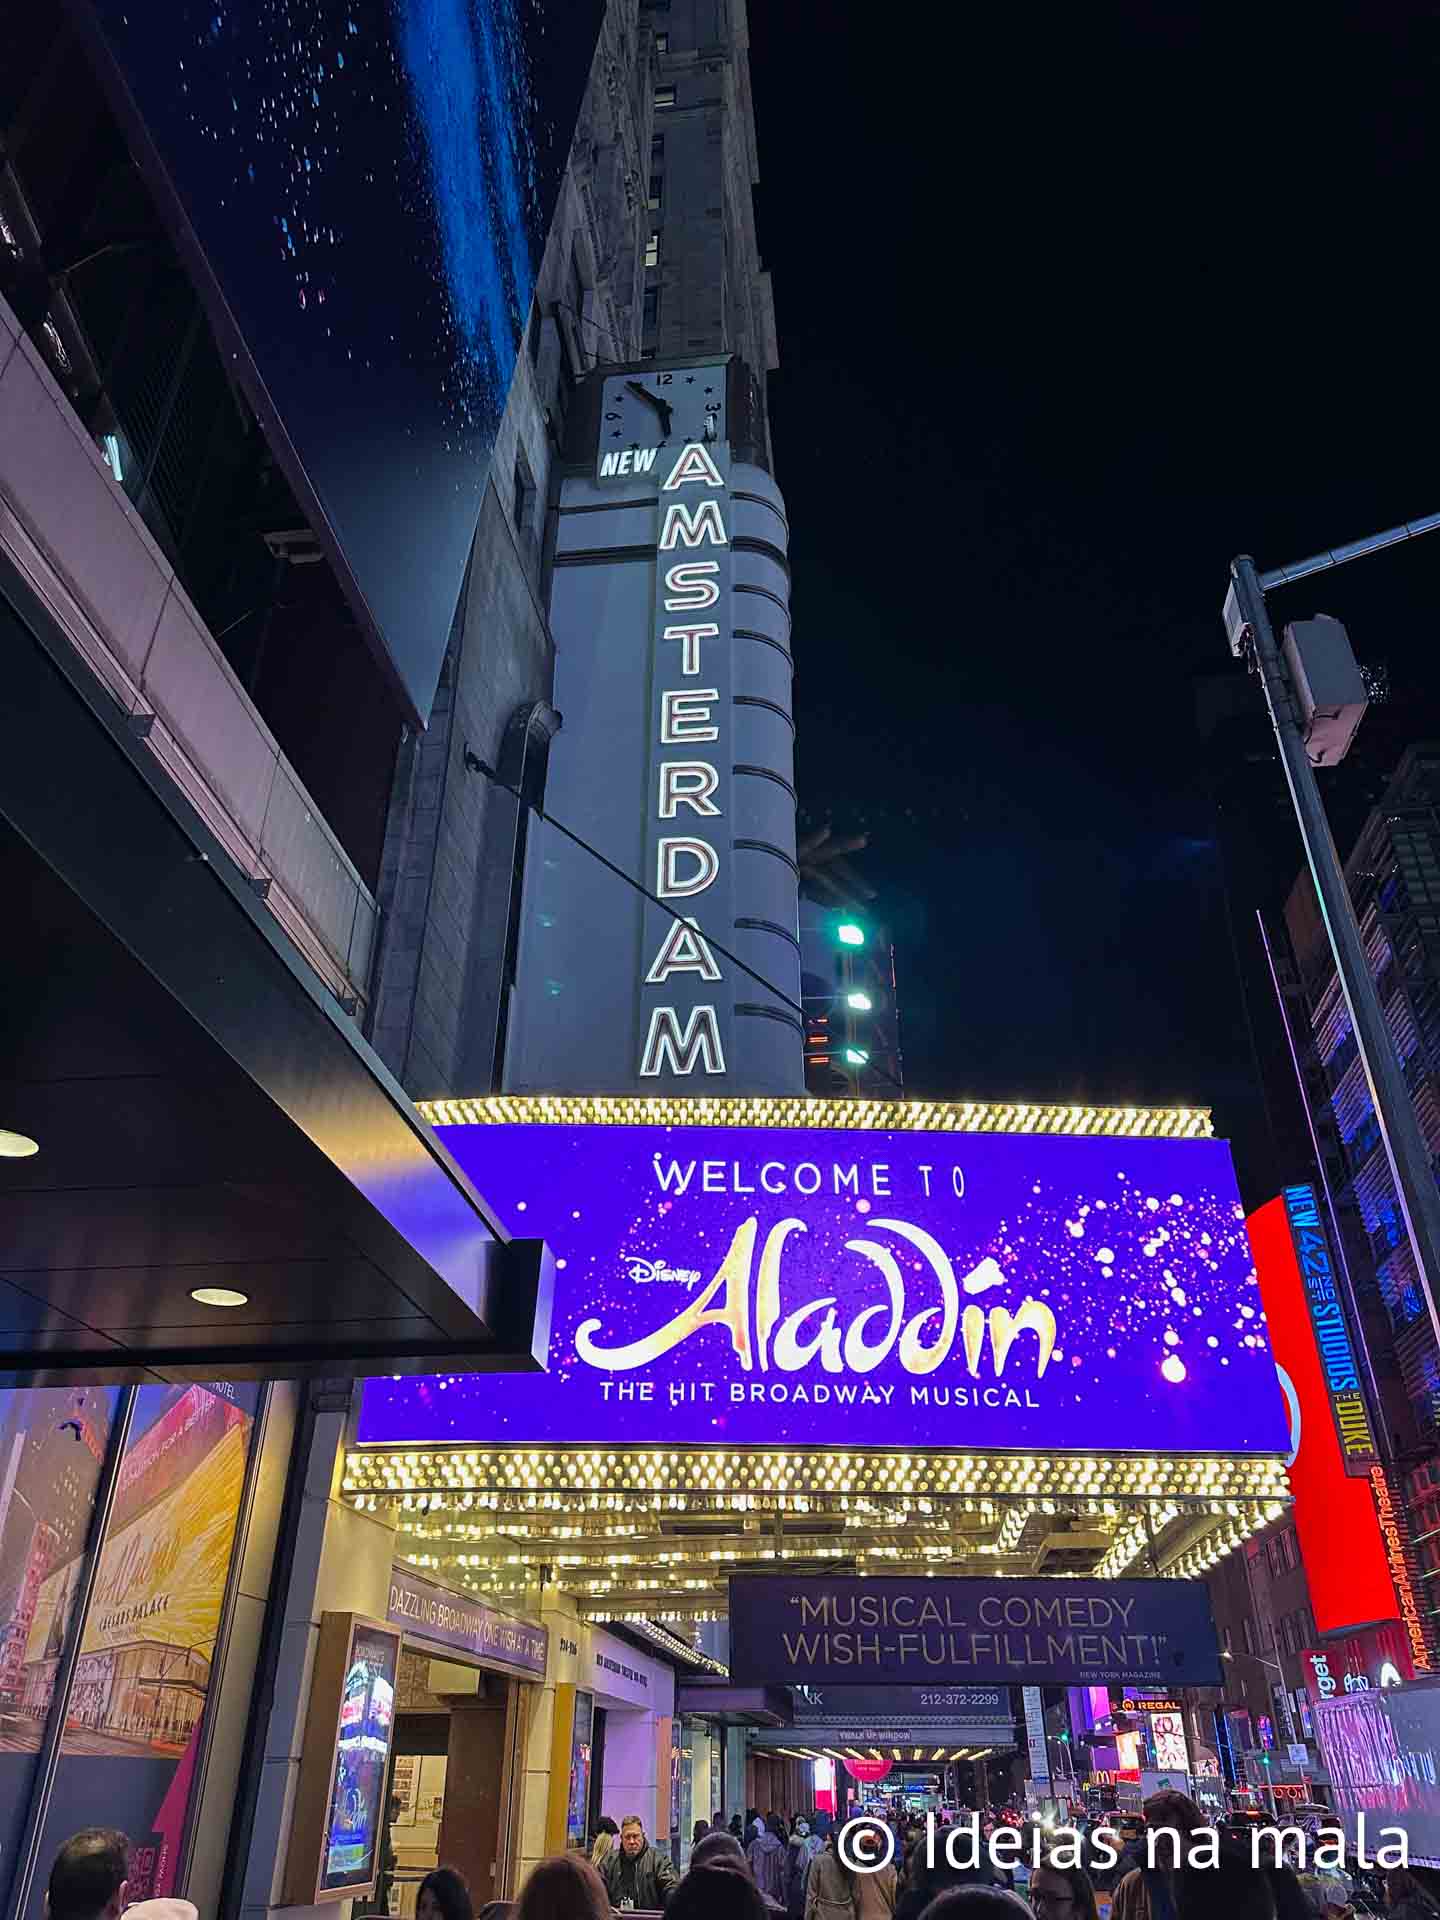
left=645, top=918, right=723, bottom=983
left=663, top=442, right=725, bottom=490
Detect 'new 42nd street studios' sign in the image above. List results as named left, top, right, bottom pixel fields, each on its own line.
left=728, top=1575, right=1223, bottom=1689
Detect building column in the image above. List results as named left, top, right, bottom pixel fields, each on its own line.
left=724, top=1726, right=747, bottom=1822
left=237, top=1403, right=401, bottom=1920
left=517, top=1588, right=583, bottom=1890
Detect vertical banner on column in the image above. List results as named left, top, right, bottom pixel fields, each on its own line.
left=1022, top=1686, right=1051, bottom=1793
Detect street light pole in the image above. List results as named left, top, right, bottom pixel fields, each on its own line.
left=1225, top=555, right=1440, bottom=1354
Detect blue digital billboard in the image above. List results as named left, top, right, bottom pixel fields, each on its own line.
left=78, top=0, right=605, bottom=723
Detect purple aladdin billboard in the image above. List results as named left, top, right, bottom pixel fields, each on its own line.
left=356, top=1124, right=1289, bottom=1454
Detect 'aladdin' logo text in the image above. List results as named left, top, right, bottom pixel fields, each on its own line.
left=576, top=1216, right=1057, bottom=1381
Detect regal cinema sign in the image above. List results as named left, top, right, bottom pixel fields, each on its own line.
left=639, top=440, right=735, bottom=1080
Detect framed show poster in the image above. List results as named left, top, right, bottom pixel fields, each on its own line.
left=390, top=1754, right=419, bottom=1825
left=284, top=1613, right=402, bottom=1905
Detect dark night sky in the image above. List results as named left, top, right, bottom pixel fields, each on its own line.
left=748, top=0, right=1440, bottom=1199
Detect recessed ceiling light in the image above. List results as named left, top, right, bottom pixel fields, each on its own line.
left=0, top=1130, right=39, bottom=1158
left=190, top=1286, right=249, bottom=1308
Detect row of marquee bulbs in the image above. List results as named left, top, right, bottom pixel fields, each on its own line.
left=344, top=1449, right=1290, bottom=1501
left=376, top=1496, right=1143, bottom=1531
left=393, top=1508, right=1280, bottom=1591
left=417, top=1094, right=1215, bottom=1137
left=410, top=1501, right=1176, bottom=1555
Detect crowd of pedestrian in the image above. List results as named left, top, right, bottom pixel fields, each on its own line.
left=35, top=1791, right=1440, bottom=1920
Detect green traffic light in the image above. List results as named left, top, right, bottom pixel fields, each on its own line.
left=844, top=1046, right=869, bottom=1066
left=846, top=990, right=873, bottom=1011
left=837, top=921, right=865, bottom=947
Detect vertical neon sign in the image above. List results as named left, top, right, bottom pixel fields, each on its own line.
left=640, top=441, right=731, bottom=1078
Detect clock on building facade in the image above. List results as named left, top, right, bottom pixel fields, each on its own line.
left=598, top=364, right=725, bottom=461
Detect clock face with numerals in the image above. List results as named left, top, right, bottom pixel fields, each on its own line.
left=598, top=365, right=725, bottom=464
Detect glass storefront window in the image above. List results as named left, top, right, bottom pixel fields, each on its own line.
left=676, top=1721, right=696, bottom=1863
left=671, top=1720, right=685, bottom=1857
left=0, top=1388, right=122, bottom=1915
left=22, top=1382, right=261, bottom=1916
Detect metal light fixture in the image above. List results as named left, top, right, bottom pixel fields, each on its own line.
left=0, top=1129, right=39, bottom=1158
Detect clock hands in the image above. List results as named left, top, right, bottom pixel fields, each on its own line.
left=625, top=379, right=674, bottom=438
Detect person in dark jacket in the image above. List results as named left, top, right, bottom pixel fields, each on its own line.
left=786, top=1820, right=823, bottom=1916
left=749, top=1816, right=789, bottom=1907
left=691, top=1832, right=784, bottom=1914
left=1173, top=1844, right=1279, bottom=1920
left=1112, top=1792, right=1208, bottom=1920
left=894, top=1852, right=997, bottom=1920
left=917, top=1894, right=1030, bottom=1920
left=599, top=1815, right=680, bottom=1911
left=668, top=1865, right=770, bottom=1920
left=1386, top=1871, right=1440, bottom=1920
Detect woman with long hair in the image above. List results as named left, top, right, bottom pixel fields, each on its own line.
left=1029, top=1858, right=1101, bottom=1920
left=588, top=1815, right=619, bottom=1874
left=416, top=1868, right=474, bottom=1920
left=512, top=1854, right=609, bottom=1920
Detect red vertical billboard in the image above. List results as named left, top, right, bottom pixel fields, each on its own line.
left=1247, top=1190, right=1415, bottom=1646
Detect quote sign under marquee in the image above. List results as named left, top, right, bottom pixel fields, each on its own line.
left=356, top=1124, right=1291, bottom=1455
left=728, top=1575, right=1224, bottom=1687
